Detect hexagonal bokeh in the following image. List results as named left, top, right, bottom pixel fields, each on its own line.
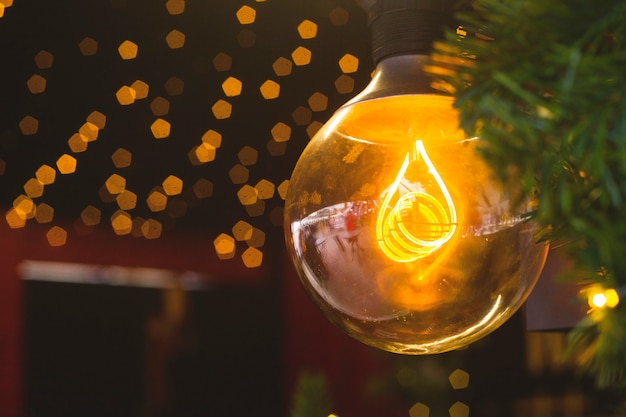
left=118, top=40, right=138, bottom=59
left=297, top=19, right=318, bottom=39
left=0, top=0, right=375, bottom=271
left=449, top=402, right=470, bottom=417
left=449, top=369, right=470, bottom=390
left=409, top=402, right=430, bottom=417
left=34, top=50, right=54, bottom=68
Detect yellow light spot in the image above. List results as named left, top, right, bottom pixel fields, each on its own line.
left=164, top=76, right=184, bottom=96
left=56, top=154, right=77, bottom=174
left=212, top=52, right=232, bottom=71
left=150, top=96, right=170, bottom=116
left=116, top=189, right=137, bottom=210
left=605, top=289, right=620, bottom=308
left=214, top=233, right=236, bottom=260
left=162, top=175, right=183, bottom=196
left=255, top=179, right=275, bottom=199
left=229, top=164, right=249, bottom=184
left=297, top=19, right=318, bottom=39
left=86, top=111, right=106, bottom=129
left=147, top=188, right=168, bottom=212
left=27, top=74, right=46, bottom=94
left=141, top=219, right=162, bottom=239
left=338, top=53, right=359, bottom=73
left=222, top=76, right=243, bottom=97
left=165, top=0, right=185, bottom=15
left=260, top=80, right=280, bottom=99
left=409, top=402, right=430, bottom=417
left=237, top=185, right=258, bottom=206
left=105, top=174, right=126, bottom=195
left=592, top=293, right=607, bottom=308
left=118, top=40, right=138, bottom=60
left=588, top=286, right=620, bottom=309
left=151, top=118, right=171, bottom=139
left=307, top=121, right=323, bottom=138
left=193, top=178, right=213, bottom=199
left=193, top=143, right=216, bottom=163
left=449, top=369, right=470, bottom=389
left=291, top=46, right=312, bottom=66
left=78, top=37, right=98, bottom=56
left=112, top=148, right=132, bottom=168
left=247, top=227, right=265, bottom=248
left=166, top=29, right=186, bottom=49
left=79, top=122, right=99, bottom=142
left=67, top=132, right=88, bottom=151
left=272, top=57, right=292, bottom=76
left=292, top=106, right=312, bottom=126
left=35, top=203, right=54, bottom=224
left=36, top=165, right=56, bottom=185
left=34, top=50, right=54, bottom=69
left=201, top=129, right=222, bottom=148
left=236, top=5, right=256, bottom=24
left=449, top=402, right=470, bottom=417
left=277, top=180, right=289, bottom=200
left=66, top=133, right=88, bottom=154
left=81, top=205, right=101, bottom=226
left=335, top=74, right=355, bottom=94
left=241, top=247, right=263, bottom=268
left=329, top=7, right=349, bottom=26
left=24, top=178, right=44, bottom=198
left=14, top=195, right=35, bottom=219
left=308, top=92, right=328, bottom=112
left=116, top=85, right=136, bottom=105
left=130, top=79, right=149, bottom=99
left=238, top=146, right=258, bottom=166
left=232, top=220, right=253, bottom=241
left=271, top=122, right=291, bottom=143
left=5, top=208, right=26, bottom=229
left=212, top=99, right=232, bottom=119
left=46, top=226, right=67, bottom=247
left=111, top=210, right=132, bottom=235
left=0, top=5, right=4, bottom=18
left=19, top=116, right=39, bottom=135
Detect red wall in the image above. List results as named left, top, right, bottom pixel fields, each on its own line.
left=0, top=219, right=268, bottom=417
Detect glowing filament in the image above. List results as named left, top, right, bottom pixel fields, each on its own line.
left=376, top=140, right=457, bottom=262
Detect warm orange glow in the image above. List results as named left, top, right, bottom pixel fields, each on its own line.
left=285, top=91, right=548, bottom=353
left=376, top=140, right=457, bottom=263
left=587, top=285, right=620, bottom=310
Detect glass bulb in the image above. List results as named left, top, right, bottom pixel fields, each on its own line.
left=284, top=55, right=548, bottom=354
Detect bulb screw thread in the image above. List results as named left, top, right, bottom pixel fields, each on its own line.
left=368, top=0, right=458, bottom=63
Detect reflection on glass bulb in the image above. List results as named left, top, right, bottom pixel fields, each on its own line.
left=284, top=94, right=548, bottom=354
left=376, top=139, right=457, bottom=262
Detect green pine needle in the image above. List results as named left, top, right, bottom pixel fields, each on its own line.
left=430, top=0, right=626, bottom=387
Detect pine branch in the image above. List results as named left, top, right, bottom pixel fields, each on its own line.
left=429, top=0, right=626, bottom=387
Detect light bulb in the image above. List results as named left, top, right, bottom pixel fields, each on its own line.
left=284, top=0, right=548, bottom=354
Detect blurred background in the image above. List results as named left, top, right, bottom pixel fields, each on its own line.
left=0, top=0, right=624, bottom=416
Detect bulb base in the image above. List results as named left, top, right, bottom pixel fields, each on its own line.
left=368, top=0, right=457, bottom=63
